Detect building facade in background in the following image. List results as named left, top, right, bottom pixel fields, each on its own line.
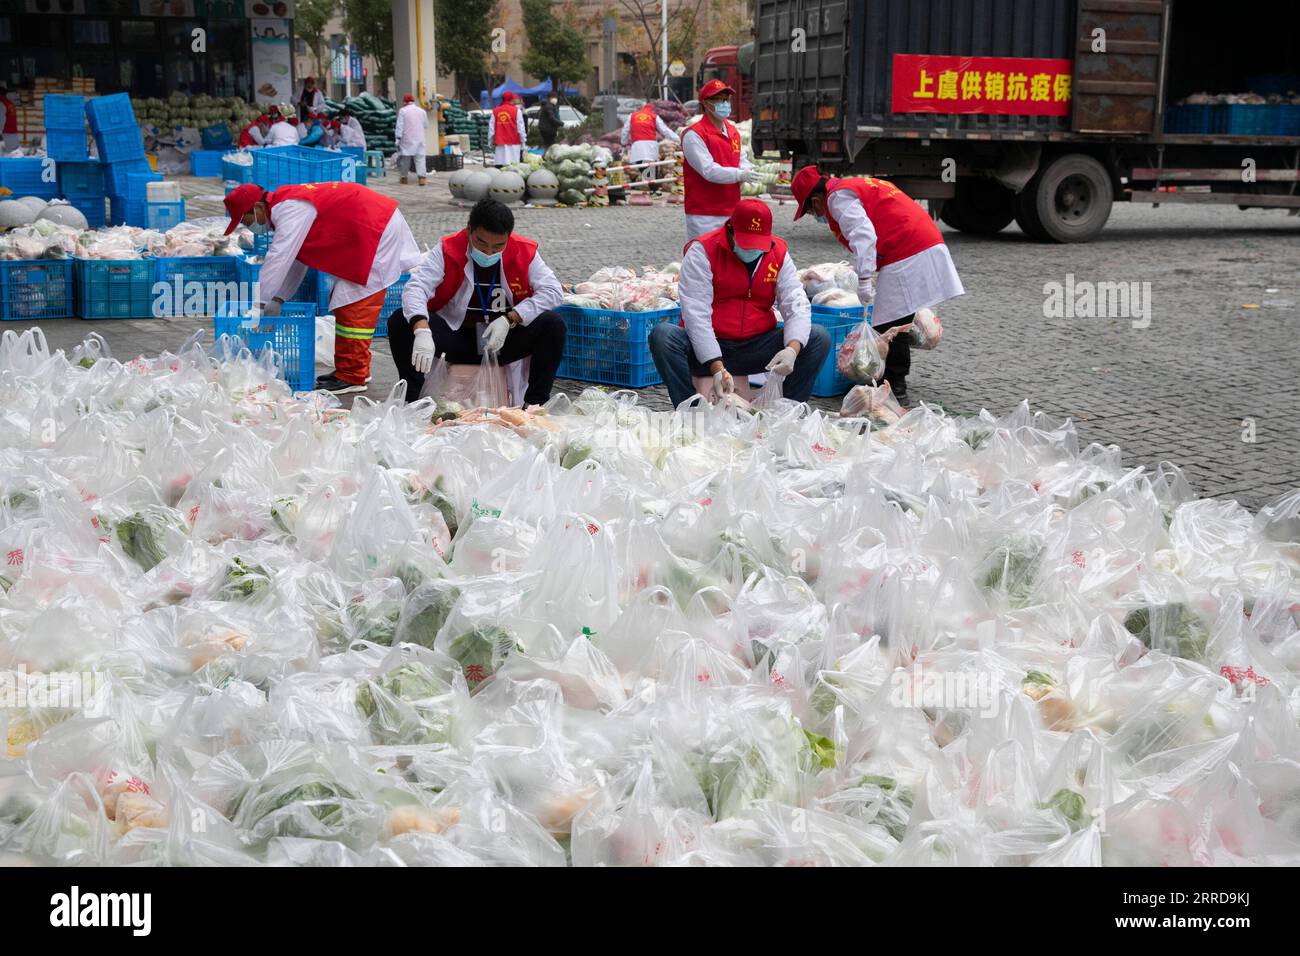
left=293, top=12, right=384, bottom=101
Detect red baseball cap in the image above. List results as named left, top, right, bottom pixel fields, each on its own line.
left=729, top=197, right=773, bottom=250
left=790, top=164, right=824, bottom=220
left=698, top=79, right=735, bottom=101
left=403, top=94, right=415, bottom=103
left=256, top=114, right=270, bottom=124
left=223, top=183, right=266, bottom=235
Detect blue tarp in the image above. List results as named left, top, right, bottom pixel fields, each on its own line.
left=483, top=78, right=582, bottom=106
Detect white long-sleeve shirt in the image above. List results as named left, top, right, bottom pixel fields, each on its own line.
left=402, top=240, right=564, bottom=330
left=620, top=112, right=680, bottom=166
left=487, top=105, right=527, bottom=148
left=265, top=120, right=298, bottom=146
left=339, top=122, right=366, bottom=147
left=259, top=200, right=422, bottom=311
left=395, top=103, right=429, bottom=155
left=678, top=241, right=811, bottom=365
left=827, top=189, right=965, bottom=325
left=299, top=88, right=325, bottom=115
left=681, top=121, right=752, bottom=184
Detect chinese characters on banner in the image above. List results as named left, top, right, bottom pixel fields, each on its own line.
left=891, top=54, right=1073, bottom=116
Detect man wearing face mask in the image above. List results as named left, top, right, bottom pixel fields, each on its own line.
left=538, top=92, right=563, bottom=149
left=790, top=164, right=964, bottom=405
left=680, top=79, right=761, bottom=242
left=391, top=198, right=567, bottom=406
left=650, top=198, right=829, bottom=407
left=222, top=182, right=422, bottom=395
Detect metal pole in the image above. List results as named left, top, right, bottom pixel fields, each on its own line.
left=345, top=37, right=353, bottom=99
left=660, top=0, right=668, bottom=100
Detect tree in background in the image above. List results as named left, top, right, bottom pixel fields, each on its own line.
left=520, top=0, right=588, bottom=88
left=434, top=0, right=499, bottom=103
left=342, top=0, right=396, bottom=91
left=295, top=0, right=338, bottom=79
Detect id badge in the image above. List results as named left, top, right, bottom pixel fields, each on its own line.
left=474, top=320, right=489, bottom=355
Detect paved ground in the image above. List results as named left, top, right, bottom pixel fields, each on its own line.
left=15, top=168, right=1300, bottom=511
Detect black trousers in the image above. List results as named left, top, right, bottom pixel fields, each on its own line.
left=874, top=313, right=914, bottom=393
left=387, top=309, right=567, bottom=406
left=540, top=128, right=558, bottom=148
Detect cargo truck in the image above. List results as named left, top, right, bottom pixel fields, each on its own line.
left=752, top=0, right=1300, bottom=241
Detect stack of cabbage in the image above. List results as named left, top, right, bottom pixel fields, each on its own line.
left=1, top=327, right=1299, bottom=866
left=133, top=95, right=260, bottom=138
left=542, top=143, right=613, bottom=207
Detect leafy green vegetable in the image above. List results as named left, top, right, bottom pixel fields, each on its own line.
left=860, top=774, right=915, bottom=841
left=1022, top=670, right=1057, bottom=688
left=447, top=624, right=520, bottom=687
left=219, top=556, right=270, bottom=600
left=431, top=399, right=464, bottom=423
left=77, top=356, right=96, bottom=369
left=1123, top=602, right=1211, bottom=662
left=561, top=440, right=594, bottom=470
left=347, top=598, right=402, bottom=646
left=115, top=508, right=181, bottom=571
left=1040, top=788, right=1088, bottom=831
left=803, top=730, right=837, bottom=769
left=270, top=497, right=300, bottom=535
left=978, top=536, right=1042, bottom=608
left=355, top=662, right=453, bottom=745
left=397, top=581, right=461, bottom=648
left=961, top=426, right=994, bottom=450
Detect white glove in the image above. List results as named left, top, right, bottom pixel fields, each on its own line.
left=711, top=368, right=734, bottom=401
left=484, top=315, right=511, bottom=353
left=739, top=169, right=762, bottom=185
left=857, top=279, right=875, bottom=306
left=411, top=326, right=435, bottom=374
left=263, top=298, right=283, bottom=318
left=766, top=346, right=797, bottom=377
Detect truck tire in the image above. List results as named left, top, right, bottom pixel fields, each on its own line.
left=939, top=178, right=1016, bottom=234
left=1028, top=154, right=1114, bottom=243
left=1013, top=177, right=1049, bottom=240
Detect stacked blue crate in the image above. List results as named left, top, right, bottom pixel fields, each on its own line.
left=0, top=158, right=58, bottom=199
left=43, top=93, right=89, bottom=162
left=86, top=93, right=145, bottom=162
left=55, top=161, right=107, bottom=228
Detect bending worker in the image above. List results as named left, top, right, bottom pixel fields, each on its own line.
left=392, top=198, right=567, bottom=407
left=222, top=181, right=422, bottom=396
left=680, top=79, right=761, bottom=241
left=488, top=91, right=526, bottom=167
left=791, top=165, right=965, bottom=405
left=650, top=198, right=829, bottom=407
left=238, top=114, right=269, bottom=148
left=621, top=102, right=680, bottom=191
left=395, top=94, right=429, bottom=186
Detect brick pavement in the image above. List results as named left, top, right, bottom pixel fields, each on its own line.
left=17, top=169, right=1300, bottom=511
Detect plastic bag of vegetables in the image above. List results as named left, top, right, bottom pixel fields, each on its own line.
left=836, top=318, right=888, bottom=383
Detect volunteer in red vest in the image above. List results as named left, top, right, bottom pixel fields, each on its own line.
left=222, top=181, right=423, bottom=396
left=487, top=92, right=526, bottom=166
left=791, top=165, right=965, bottom=404
left=621, top=103, right=680, bottom=190
left=680, top=79, right=761, bottom=242
left=392, top=198, right=566, bottom=406
left=650, top=198, right=829, bottom=408
left=0, top=86, right=19, bottom=153
left=238, top=115, right=269, bottom=148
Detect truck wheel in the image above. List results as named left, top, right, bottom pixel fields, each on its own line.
left=1029, top=154, right=1113, bottom=243
left=1013, top=178, right=1049, bottom=240
left=939, top=178, right=1016, bottom=234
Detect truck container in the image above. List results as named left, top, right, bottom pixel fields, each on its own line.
left=753, top=0, right=1300, bottom=240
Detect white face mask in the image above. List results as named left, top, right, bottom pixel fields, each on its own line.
left=712, top=101, right=732, bottom=119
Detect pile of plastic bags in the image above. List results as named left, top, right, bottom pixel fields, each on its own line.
left=563, top=264, right=680, bottom=312
left=2, top=327, right=1299, bottom=866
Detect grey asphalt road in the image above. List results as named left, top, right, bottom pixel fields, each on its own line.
left=15, top=171, right=1300, bottom=511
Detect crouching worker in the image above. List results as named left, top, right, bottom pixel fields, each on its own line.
left=650, top=198, right=829, bottom=407
left=222, top=181, right=423, bottom=395
left=391, top=198, right=567, bottom=406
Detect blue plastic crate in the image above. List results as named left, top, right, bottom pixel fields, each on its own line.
left=94, top=125, right=145, bottom=163
left=43, top=94, right=87, bottom=130
left=554, top=304, right=678, bottom=388
left=46, top=127, right=90, bottom=162
left=221, top=155, right=254, bottom=185
left=124, top=170, right=161, bottom=200
left=85, top=93, right=136, bottom=133
left=0, top=158, right=57, bottom=197
left=74, top=258, right=155, bottom=319
left=56, top=161, right=104, bottom=196
left=252, top=145, right=350, bottom=190
left=338, top=146, right=367, bottom=185
left=375, top=274, right=410, bottom=336
left=103, top=159, right=156, bottom=197
left=235, top=257, right=319, bottom=304
left=115, top=196, right=147, bottom=227
left=0, top=259, right=76, bottom=321
left=213, top=302, right=317, bottom=392
left=70, top=196, right=107, bottom=228
left=809, top=303, right=873, bottom=398
left=189, top=149, right=224, bottom=177
left=152, top=256, right=243, bottom=317
left=1164, top=103, right=1224, bottom=134
left=146, top=200, right=186, bottom=231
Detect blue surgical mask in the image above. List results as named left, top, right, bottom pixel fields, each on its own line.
left=250, top=220, right=271, bottom=236
left=713, top=101, right=732, bottom=119
left=469, top=246, right=502, bottom=268
left=733, top=243, right=764, bottom=263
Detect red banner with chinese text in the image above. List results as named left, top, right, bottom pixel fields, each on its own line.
left=891, top=54, right=1073, bottom=116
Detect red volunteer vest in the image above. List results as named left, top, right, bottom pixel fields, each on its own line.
left=494, top=103, right=521, bottom=145
left=426, top=229, right=537, bottom=318
left=825, top=177, right=944, bottom=267
left=681, top=118, right=742, bottom=216
left=686, top=226, right=786, bottom=341
left=238, top=123, right=260, bottom=147
left=630, top=107, right=658, bottom=142
left=1, top=97, right=17, bottom=134
left=267, top=182, right=398, bottom=285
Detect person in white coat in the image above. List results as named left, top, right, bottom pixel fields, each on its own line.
left=620, top=103, right=680, bottom=191
left=486, top=91, right=527, bottom=166
left=264, top=113, right=299, bottom=147
left=395, top=94, right=429, bottom=185
left=297, top=77, right=326, bottom=121
left=791, top=164, right=965, bottom=404
left=339, top=117, right=367, bottom=148
left=680, top=79, right=761, bottom=242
